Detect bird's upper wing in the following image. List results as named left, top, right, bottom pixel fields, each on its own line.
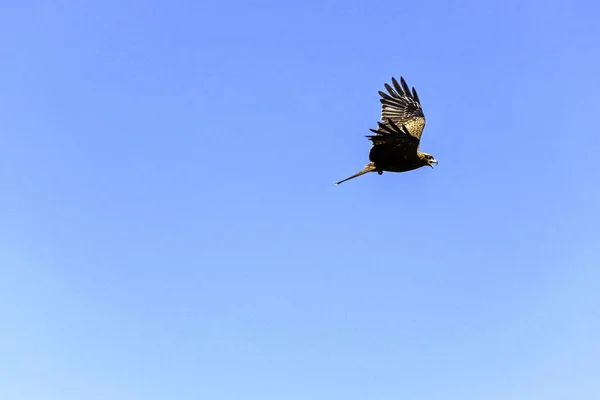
left=366, top=119, right=420, bottom=152
left=377, top=76, right=426, bottom=141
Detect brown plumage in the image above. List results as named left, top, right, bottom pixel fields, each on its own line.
left=336, top=76, right=437, bottom=185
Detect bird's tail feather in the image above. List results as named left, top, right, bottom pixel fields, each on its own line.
left=335, top=163, right=377, bottom=185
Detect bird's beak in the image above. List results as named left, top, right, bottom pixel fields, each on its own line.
left=430, top=159, right=438, bottom=168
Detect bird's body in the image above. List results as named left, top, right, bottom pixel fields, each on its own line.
left=368, top=140, right=430, bottom=173
left=336, top=76, right=437, bottom=185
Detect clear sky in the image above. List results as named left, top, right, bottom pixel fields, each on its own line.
left=1, top=0, right=599, bottom=399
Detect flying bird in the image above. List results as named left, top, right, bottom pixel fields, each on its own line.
left=336, top=76, right=437, bottom=185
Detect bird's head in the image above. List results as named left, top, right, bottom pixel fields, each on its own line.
left=420, top=152, right=438, bottom=168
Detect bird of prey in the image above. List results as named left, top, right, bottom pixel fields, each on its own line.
left=336, top=76, right=437, bottom=185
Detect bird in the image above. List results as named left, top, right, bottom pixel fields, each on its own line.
left=336, top=76, right=437, bottom=185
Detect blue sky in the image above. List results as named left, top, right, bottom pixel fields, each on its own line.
left=1, top=0, right=599, bottom=399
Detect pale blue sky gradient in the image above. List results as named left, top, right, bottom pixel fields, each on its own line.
left=1, top=1, right=599, bottom=399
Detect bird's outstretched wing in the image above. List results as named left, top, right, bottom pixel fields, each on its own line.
left=366, top=118, right=419, bottom=151
left=377, top=76, right=426, bottom=140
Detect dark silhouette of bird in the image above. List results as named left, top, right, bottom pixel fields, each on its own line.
left=336, top=76, right=437, bottom=185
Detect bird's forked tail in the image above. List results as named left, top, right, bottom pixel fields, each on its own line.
left=335, top=162, right=377, bottom=185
